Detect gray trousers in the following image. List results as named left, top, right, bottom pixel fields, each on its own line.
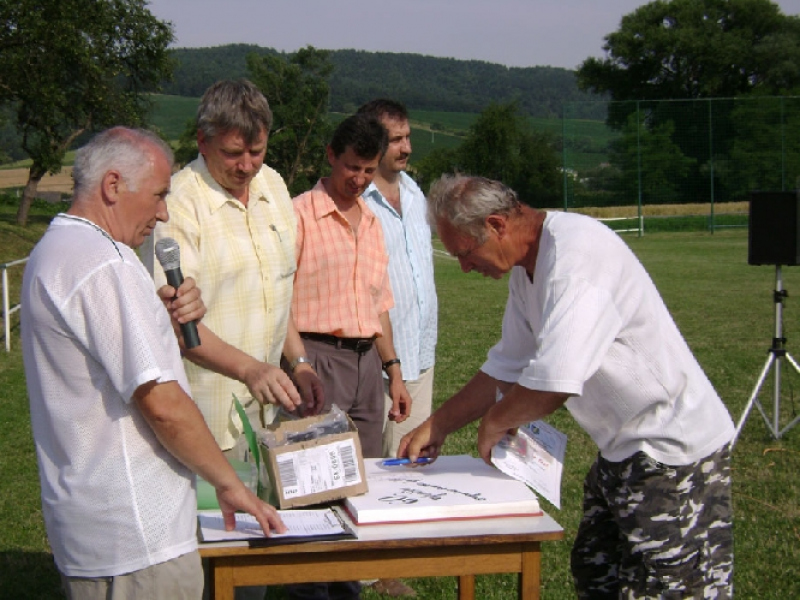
left=62, top=550, right=203, bottom=600
left=301, top=337, right=384, bottom=459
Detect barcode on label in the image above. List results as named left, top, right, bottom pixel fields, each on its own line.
left=277, top=455, right=299, bottom=496
left=339, top=444, right=357, bottom=483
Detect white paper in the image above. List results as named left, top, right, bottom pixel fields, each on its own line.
left=491, top=420, right=567, bottom=509
left=198, top=508, right=348, bottom=542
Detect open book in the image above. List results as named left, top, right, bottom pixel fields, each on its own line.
left=343, top=455, right=542, bottom=525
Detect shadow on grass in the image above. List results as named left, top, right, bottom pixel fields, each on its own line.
left=0, top=213, right=56, bottom=227
left=0, top=550, right=64, bottom=599
left=1, top=316, right=21, bottom=339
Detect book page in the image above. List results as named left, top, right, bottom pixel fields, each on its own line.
left=198, top=508, right=349, bottom=542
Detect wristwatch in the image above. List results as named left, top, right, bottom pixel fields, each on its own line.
left=382, top=358, right=401, bottom=372
left=290, top=356, right=312, bottom=371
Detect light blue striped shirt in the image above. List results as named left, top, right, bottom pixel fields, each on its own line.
left=363, top=173, right=437, bottom=380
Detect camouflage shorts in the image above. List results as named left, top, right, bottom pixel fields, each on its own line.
left=571, top=445, right=733, bottom=599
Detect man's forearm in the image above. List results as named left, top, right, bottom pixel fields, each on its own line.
left=430, top=370, right=503, bottom=436
left=485, top=385, right=569, bottom=431
left=375, top=311, right=403, bottom=384
left=282, top=318, right=309, bottom=366
left=182, top=322, right=261, bottom=383
left=134, top=380, right=241, bottom=490
left=374, top=311, right=399, bottom=363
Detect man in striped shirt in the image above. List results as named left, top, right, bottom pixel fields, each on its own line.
left=359, top=99, right=438, bottom=461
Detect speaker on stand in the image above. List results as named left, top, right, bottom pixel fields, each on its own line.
left=734, top=191, right=800, bottom=445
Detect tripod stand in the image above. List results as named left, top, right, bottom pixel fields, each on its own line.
left=733, top=265, right=800, bottom=445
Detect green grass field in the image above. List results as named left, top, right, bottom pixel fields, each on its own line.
left=2, top=206, right=799, bottom=598
left=148, top=94, right=200, bottom=140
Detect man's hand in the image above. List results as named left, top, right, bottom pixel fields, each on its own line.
left=477, top=387, right=569, bottom=464
left=387, top=376, right=412, bottom=423
left=242, top=361, right=303, bottom=412
left=476, top=411, right=517, bottom=465
left=216, top=481, right=287, bottom=535
left=397, top=417, right=445, bottom=464
left=292, top=363, right=325, bottom=416
left=133, top=379, right=287, bottom=536
left=157, top=276, right=205, bottom=340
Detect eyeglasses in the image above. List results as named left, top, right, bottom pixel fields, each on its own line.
left=452, top=238, right=487, bottom=261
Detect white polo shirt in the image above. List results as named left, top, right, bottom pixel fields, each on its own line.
left=21, top=215, right=197, bottom=577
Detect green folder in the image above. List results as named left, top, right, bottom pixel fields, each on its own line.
left=196, top=457, right=257, bottom=510
left=196, top=395, right=262, bottom=510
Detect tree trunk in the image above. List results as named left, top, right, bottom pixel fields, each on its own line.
left=16, top=164, right=46, bottom=227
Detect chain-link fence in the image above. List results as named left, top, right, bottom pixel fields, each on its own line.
left=562, top=97, right=800, bottom=233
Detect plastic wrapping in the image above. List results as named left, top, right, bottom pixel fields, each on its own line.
left=260, top=404, right=351, bottom=448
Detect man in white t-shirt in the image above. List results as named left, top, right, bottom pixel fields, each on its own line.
left=21, top=127, right=286, bottom=599
left=400, top=175, right=735, bottom=599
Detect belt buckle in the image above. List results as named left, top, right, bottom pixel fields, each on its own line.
left=354, top=338, right=372, bottom=353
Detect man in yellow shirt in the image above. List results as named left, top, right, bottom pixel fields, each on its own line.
left=143, top=78, right=324, bottom=600
left=145, top=79, right=323, bottom=457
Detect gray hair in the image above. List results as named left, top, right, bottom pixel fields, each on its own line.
left=72, top=127, right=173, bottom=198
left=196, top=79, right=273, bottom=144
left=427, top=174, right=521, bottom=242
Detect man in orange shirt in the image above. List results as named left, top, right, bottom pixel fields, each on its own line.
left=292, top=113, right=412, bottom=460
left=289, top=112, right=412, bottom=600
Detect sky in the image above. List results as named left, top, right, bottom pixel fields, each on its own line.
left=146, top=0, right=800, bottom=71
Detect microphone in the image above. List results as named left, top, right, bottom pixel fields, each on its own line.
left=154, top=237, right=201, bottom=349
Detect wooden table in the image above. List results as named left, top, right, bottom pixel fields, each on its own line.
left=199, top=508, right=563, bottom=600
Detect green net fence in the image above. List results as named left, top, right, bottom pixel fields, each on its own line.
left=562, top=97, right=800, bottom=233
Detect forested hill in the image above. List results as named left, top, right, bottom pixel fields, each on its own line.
left=161, top=44, right=601, bottom=118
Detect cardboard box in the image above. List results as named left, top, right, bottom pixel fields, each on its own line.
left=260, top=412, right=368, bottom=509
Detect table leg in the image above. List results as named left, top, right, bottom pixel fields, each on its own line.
left=457, top=574, right=476, bottom=600
left=210, top=558, right=234, bottom=600
left=518, top=542, right=542, bottom=600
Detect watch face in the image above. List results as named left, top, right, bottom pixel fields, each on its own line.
left=292, top=357, right=311, bottom=370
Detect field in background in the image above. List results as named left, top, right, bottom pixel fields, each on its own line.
left=148, top=94, right=200, bottom=140
left=574, top=200, right=748, bottom=218
left=0, top=168, right=73, bottom=193
left=145, top=96, right=611, bottom=170
left=1, top=97, right=618, bottom=208
left=2, top=203, right=799, bottom=598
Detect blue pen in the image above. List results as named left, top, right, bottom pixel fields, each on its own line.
left=381, top=457, right=433, bottom=466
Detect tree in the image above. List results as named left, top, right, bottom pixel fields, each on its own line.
left=159, top=44, right=600, bottom=120
left=0, top=0, right=174, bottom=226
left=577, top=0, right=800, bottom=106
left=248, top=46, right=334, bottom=195
left=0, top=105, right=24, bottom=164
left=608, top=111, right=696, bottom=205
left=726, top=97, right=800, bottom=196
left=415, top=102, right=562, bottom=207
left=575, top=0, right=800, bottom=206
left=414, top=147, right=460, bottom=194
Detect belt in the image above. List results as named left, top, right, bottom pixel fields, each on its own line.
left=300, top=332, right=376, bottom=353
